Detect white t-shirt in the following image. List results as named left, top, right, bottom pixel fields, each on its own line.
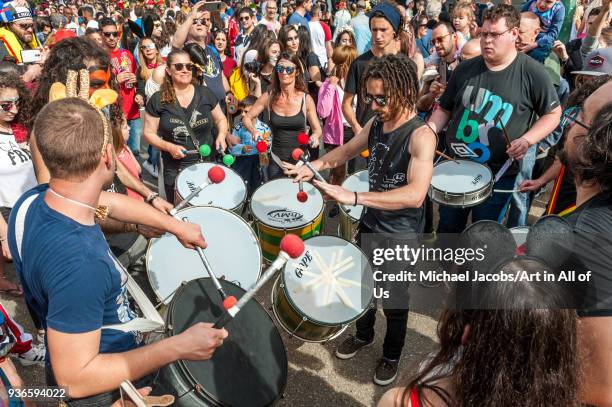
left=258, top=16, right=281, bottom=34
left=0, top=131, right=37, bottom=208
left=309, top=21, right=328, bottom=67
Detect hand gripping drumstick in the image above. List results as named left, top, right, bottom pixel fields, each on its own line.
left=213, top=235, right=305, bottom=328
left=182, top=144, right=212, bottom=157
left=291, top=148, right=326, bottom=183
left=170, top=166, right=226, bottom=216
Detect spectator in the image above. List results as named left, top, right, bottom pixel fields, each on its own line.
left=85, top=27, right=104, bottom=47
left=234, top=6, right=256, bottom=61
left=351, top=1, right=371, bottom=55
left=288, top=0, right=313, bottom=30
left=414, top=14, right=432, bottom=58
left=333, top=1, right=351, bottom=40
left=309, top=3, right=333, bottom=68
left=452, top=1, right=477, bottom=41
left=580, top=0, right=611, bottom=63
left=0, top=3, right=42, bottom=63
left=35, top=17, right=52, bottom=45
left=255, top=38, right=281, bottom=94
left=521, top=0, right=566, bottom=61
left=213, top=29, right=237, bottom=80
left=258, top=0, right=281, bottom=34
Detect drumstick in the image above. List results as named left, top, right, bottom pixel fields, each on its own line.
left=170, top=166, right=225, bottom=216
left=213, top=235, right=305, bottom=328
left=498, top=118, right=511, bottom=147
left=292, top=148, right=326, bottom=183
left=435, top=150, right=459, bottom=163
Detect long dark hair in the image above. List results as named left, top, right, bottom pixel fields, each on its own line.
left=296, top=25, right=312, bottom=63
left=160, top=49, right=197, bottom=104
left=148, top=13, right=171, bottom=50
left=269, top=51, right=308, bottom=103
left=278, top=24, right=299, bottom=54
left=0, top=73, right=33, bottom=129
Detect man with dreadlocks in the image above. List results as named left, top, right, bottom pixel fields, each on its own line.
left=289, top=53, right=436, bottom=386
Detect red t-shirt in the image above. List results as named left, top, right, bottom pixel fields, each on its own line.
left=222, top=56, right=237, bottom=79
left=109, top=48, right=139, bottom=120
left=320, top=21, right=332, bottom=42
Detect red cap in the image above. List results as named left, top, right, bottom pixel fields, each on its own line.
left=207, top=166, right=226, bottom=184
left=256, top=141, right=268, bottom=153
left=279, top=234, right=305, bottom=258
left=297, top=132, right=309, bottom=145
left=291, top=148, right=305, bottom=162
left=296, top=191, right=308, bottom=202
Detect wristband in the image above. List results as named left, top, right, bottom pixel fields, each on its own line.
left=354, top=191, right=358, bottom=206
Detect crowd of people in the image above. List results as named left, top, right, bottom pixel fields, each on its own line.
left=0, top=0, right=611, bottom=404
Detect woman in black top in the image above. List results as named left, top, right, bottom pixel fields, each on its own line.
left=255, top=39, right=282, bottom=95
left=242, top=52, right=321, bottom=180
left=143, top=49, right=229, bottom=201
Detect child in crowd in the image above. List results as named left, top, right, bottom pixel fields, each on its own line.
left=230, top=96, right=272, bottom=195
left=521, top=0, right=566, bottom=60
left=452, top=1, right=477, bottom=42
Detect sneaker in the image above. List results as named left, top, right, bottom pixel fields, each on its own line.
left=17, top=343, right=46, bottom=366
left=142, top=160, right=158, bottom=178
left=36, top=330, right=45, bottom=344
left=328, top=203, right=340, bottom=218
left=374, top=358, right=399, bottom=386
left=335, top=335, right=373, bottom=360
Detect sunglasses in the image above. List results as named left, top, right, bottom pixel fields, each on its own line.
left=239, top=16, right=251, bottom=21
left=364, top=93, right=388, bottom=106
left=153, top=22, right=162, bottom=28
left=103, top=31, right=119, bottom=38
left=193, top=18, right=209, bottom=25
left=432, top=32, right=452, bottom=45
left=275, top=65, right=296, bottom=74
left=173, top=63, right=194, bottom=71
left=17, top=23, right=34, bottom=30
left=141, top=43, right=157, bottom=50
left=0, top=99, right=19, bottom=112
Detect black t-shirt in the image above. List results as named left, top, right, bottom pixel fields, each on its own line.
left=145, top=85, right=218, bottom=170
left=345, top=50, right=376, bottom=127
left=564, top=194, right=612, bottom=316
left=439, top=53, right=560, bottom=173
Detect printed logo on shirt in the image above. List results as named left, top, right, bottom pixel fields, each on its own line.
left=0, top=138, right=31, bottom=166
left=107, top=250, right=140, bottom=341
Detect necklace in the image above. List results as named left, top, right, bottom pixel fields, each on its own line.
left=48, top=188, right=96, bottom=212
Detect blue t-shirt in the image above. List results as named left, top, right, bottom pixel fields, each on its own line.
left=288, top=11, right=310, bottom=31
left=230, top=119, right=271, bottom=156
left=521, top=0, right=565, bottom=52
left=8, top=185, right=141, bottom=364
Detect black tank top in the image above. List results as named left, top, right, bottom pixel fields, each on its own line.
left=268, top=96, right=306, bottom=162
left=362, top=115, right=425, bottom=234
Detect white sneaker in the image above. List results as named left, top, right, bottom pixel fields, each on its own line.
left=17, top=343, right=46, bottom=366
left=142, top=160, right=158, bottom=178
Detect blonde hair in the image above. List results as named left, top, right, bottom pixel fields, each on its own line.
left=453, top=1, right=475, bottom=21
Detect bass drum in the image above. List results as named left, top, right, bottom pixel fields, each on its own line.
left=156, top=278, right=287, bottom=406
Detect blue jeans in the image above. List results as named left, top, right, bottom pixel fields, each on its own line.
left=147, top=144, right=159, bottom=167
left=127, top=118, right=142, bottom=156
left=437, top=174, right=517, bottom=233
left=507, top=145, right=537, bottom=227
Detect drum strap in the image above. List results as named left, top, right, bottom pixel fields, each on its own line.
left=175, top=90, right=204, bottom=163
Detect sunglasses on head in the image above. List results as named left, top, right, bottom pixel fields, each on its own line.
left=0, top=98, right=19, bottom=112
left=173, top=62, right=194, bottom=71
left=363, top=93, right=388, bottom=107
left=275, top=65, right=296, bottom=74
left=103, top=31, right=119, bottom=37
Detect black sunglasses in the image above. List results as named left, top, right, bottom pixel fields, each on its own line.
left=103, top=31, right=119, bottom=38
left=173, top=63, right=194, bottom=71
left=193, top=18, right=209, bottom=25
left=0, top=100, right=18, bottom=112
left=275, top=65, right=296, bottom=74
left=364, top=94, right=388, bottom=107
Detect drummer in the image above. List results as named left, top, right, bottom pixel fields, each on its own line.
left=288, top=53, right=436, bottom=386
left=8, top=98, right=227, bottom=404
left=427, top=4, right=561, bottom=232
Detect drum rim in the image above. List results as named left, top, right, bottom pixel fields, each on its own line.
left=175, top=163, right=248, bottom=210
left=166, top=278, right=289, bottom=406
left=249, top=178, right=325, bottom=229
left=431, top=159, right=494, bottom=192
left=281, top=235, right=375, bottom=326
left=145, top=205, right=263, bottom=304
left=339, top=169, right=369, bottom=221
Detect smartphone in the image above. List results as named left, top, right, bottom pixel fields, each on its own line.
left=20, top=49, right=42, bottom=64
left=119, top=380, right=147, bottom=407
left=198, top=1, right=223, bottom=12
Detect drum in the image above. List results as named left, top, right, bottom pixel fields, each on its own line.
left=339, top=170, right=369, bottom=242
left=429, top=159, right=493, bottom=208
left=250, top=179, right=324, bottom=262
left=271, top=235, right=375, bottom=342
left=156, top=278, right=287, bottom=406
left=146, top=206, right=262, bottom=304
left=510, top=226, right=529, bottom=247
left=175, top=163, right=247, bottom=213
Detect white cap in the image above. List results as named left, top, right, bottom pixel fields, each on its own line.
left=86, top=19, right=99, bottom=29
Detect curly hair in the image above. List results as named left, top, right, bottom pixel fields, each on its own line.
left=160, top=49, right=197, bottom=105
left=483, top=4, right=520, bottom=29
left=566, top=75, right=610, bottom=108
left=360, top=53, right=419, bottom=116
left=0, top=72, right=33, bottom=129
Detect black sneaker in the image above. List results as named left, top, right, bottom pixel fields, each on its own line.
left=328, top=203, right=340, bottom=218
left=374, top=358, right=399, bottom=386
left=335, top=335, right=373, bottom=360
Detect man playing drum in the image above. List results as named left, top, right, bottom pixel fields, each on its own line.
left=288, top=53, right=436, bottom=386
left=427, top=4, right=561, bottom=232
left=7, top=98, right=227, bottom=404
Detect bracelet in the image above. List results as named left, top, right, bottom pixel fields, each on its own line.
left=124, top=223, right=138, bottom=233
left=95, top=205, right=110, bottom=222
left=354, top=191, right=358, bottom=206
left=145, top=192, right=159, bottom=204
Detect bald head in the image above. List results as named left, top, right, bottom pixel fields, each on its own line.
left=461, top=39, right=481, bottom=61
left=519, top=11, right=540, bottom=46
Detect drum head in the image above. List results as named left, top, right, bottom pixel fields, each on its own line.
left=283, top=236, right=374, bottom=325
left=147, top=206, right=261, bottom=304
left=176, top=163, right=246, bottom=210
left=250, top=179, right=324, bottom=229
left=340, top=170, right=369, bottom=221
left=431, top=160, right=492, bottom=194
left=169, top=279, right=287, bottom=407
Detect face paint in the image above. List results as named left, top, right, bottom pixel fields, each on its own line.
left=88, top=66, right=111, bottom=96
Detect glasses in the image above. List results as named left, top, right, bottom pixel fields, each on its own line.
left=275, top=65, right=296, bottom=74
left=364, top=93, right=388, bottom=106
left=193, top=18, right=209, bottom=25
left=239, top=16, right=251, bottom=21
left=431, top=32, right=452, bottom=45
left=480, top=28, right=512, bottom=40
left=173, top=63, right=194, bottom=71
left=17, top=23, right=34, bottom=30
left=153, top=22, right=162, bottom=28
left=141, top=43, right=157, bottom=50
left=0, top=100, right=18, bottom=112
left=102, top=31, right=119, bottom=38
left=561, top=107, right=590, bottom=132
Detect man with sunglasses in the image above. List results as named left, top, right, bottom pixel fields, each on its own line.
left=428, top=4, right=561, bottom=233
left=0, top=2, right=41, bottom=64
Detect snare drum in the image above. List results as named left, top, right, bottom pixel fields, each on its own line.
left=156, top=278, right=287, bottom=406
left=339, top=170, right=369, bottom=242
left=429, top=159, right=493, bottom=208
left=146, top=206, right=262, bottom=304
left=510, top=226, right=529, bottom=246
left=250, top=178, right=324, bottom=262
left=271, top=235, right=374, bottom=342
left=175, top=163, right=247, bottom=213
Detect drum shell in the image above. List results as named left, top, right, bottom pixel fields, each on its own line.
left=338, top=170, right=368, bottom=242
left=338, top=208, right=359, bottom=242
left=254, top=215, right=324, bottom=262
left=428, top=182, right=493, bottom=208
left=155, top=359, right=216, bottom=406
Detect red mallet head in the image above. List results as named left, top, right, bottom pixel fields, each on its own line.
left=297, top=132, right=309, bottom=146
left=297, top=191, right=308, bottom=202
left=208, top=166, right=226, bottom=184
left=516, top=244, right=527, bottom=256
left=291, top=148, right=305, bottom=162
left=256, top=141, right=268, bottom=153
left=222, top=295, right=237, bottom=310
left=279, top=234, right=305, bottom=258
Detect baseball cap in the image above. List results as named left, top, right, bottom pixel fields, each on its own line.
left=572, top=48, right=612, bottom=76
left=369, top=2, right=401, bottom=33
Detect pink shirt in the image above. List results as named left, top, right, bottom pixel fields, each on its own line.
left=117, top=146, right=143, bottom=201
